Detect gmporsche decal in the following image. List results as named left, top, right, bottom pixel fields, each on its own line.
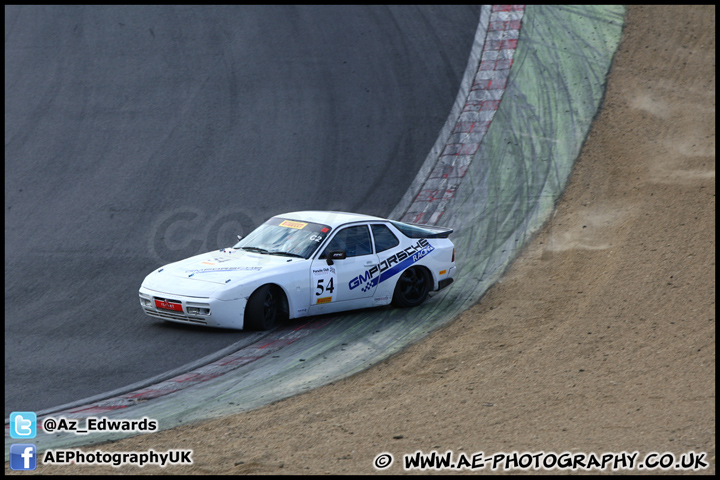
left=349, top=239, right=434, bottom=291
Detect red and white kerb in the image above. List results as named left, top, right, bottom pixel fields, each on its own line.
left=401, top=5, right=525, bottom=226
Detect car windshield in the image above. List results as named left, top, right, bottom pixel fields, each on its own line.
left=232, top=217, right=332, bottom=259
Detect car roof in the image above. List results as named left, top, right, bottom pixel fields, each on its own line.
left=275, top=211, right=387, bottom=228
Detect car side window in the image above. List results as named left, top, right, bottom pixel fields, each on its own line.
left=371, top=224, right=400, bottom=253
left=321, top=225, right=373, bottom=258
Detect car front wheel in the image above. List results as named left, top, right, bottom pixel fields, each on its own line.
left=391, top=267, right=431, bottom=308
left=245, top=284, right=279, bottom=330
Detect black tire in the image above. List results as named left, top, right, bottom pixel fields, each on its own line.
left=244, top=284, right=280, bottom=330
left=391, top=267, right=431, bottom=308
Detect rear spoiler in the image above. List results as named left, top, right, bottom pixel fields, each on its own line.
left=390, top=221, right=453, bottom=239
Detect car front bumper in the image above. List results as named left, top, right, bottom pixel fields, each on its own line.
left=139, top=286, right=247, bottom=330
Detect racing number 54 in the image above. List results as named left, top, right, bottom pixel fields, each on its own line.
left=315, top=278, right=335, bottom=296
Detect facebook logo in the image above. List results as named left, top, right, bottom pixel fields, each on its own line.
left=10, top=444, right=37, bottom=470
left=10, top=411, right=36, bottom=439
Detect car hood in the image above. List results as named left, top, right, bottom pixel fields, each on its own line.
left=142, top=249, right=300, bottom=296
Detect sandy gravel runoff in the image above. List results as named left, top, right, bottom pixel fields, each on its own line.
left=8, top=5, right=714, bottom=475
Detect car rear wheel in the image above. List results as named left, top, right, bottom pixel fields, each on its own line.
left=245, top=284, right=279, bottom=330
left=391, top=267, right=431, bottom=308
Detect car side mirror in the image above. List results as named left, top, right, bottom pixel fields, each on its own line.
left=326, top=250, right=346, bottom=265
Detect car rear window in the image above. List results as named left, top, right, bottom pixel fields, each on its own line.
left=371, top=224, right=400, bottom=252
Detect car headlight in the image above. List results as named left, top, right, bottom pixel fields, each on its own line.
left=187, top=307, right=210, bottom=315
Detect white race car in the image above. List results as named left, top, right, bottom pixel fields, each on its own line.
left=139, top=211, right=456, bottom=330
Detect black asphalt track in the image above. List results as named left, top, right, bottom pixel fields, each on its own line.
left=5, top=5, right=480, bottom=416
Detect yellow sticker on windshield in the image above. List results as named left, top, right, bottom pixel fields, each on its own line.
left=279, top=220, right=308, bottom=229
